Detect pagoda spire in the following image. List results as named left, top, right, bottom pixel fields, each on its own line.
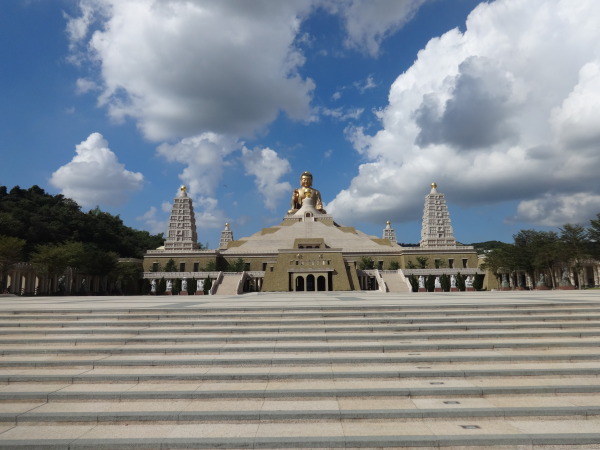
left=382, top=221, right=397, bottom=244
left=419, top=182, right=456, bottom=248
left=164, top=185, right=199, bottom=251
left=219, top=223, right=234, bottom=249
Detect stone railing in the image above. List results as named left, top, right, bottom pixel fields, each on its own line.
left=142, top=271, right=221, bottom=279
left=402, top=268, right=481, bottom=276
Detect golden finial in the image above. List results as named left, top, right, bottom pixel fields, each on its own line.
left=386, top=220, right=391, bottom=225
left=180, top=185, right=187, bottom=193
left=431, top=182, right=437, bottom=189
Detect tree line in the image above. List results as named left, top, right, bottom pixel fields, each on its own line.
left=482, top=215, right=600, bottom=289
left=0, top=185, right=164, bottom=294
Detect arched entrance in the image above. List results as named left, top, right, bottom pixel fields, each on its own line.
left=295, top=276, right=305, bottom=291
left=317, top=275, right=326, bottom=291
left=306, top=274, right=315, bottom=291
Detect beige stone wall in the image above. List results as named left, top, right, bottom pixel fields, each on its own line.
left=143, top=255, right=217, bottom=272
left=402, top=251, right=478, bottom=270
left=261, top=250, right=353, bottom=292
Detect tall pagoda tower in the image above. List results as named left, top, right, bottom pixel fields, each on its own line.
left=219, top=223, right=234, bottom=249
left=164, top=186, right=199, bottom=251
left=382, top=221, right=397, bottom=244
left=419, top=183, right=456, bottom=248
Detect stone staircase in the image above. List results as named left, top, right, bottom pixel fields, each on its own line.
left=1, top=294, right=600, bottom=448
left=380, top=270, right=411, bottom=292
left=213, top=272, right=244, bottom=295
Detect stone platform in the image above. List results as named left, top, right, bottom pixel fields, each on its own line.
left=0, top=290, right=600, bottom=448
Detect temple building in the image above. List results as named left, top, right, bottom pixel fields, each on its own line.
left=143, top=172, right=483, bottom=294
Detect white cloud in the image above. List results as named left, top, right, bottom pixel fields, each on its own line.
left=354, top=74, right=377, bottom=93
left=67, top=0, right=432, bottom=141
left=321, top=106, right=364, bottom=121
left=328, top=0, right=600, bottom=228
left=241, top=146, right=292, bottom=211
left=512, top=193, right=600, bottom=227
left=76, top=78, right=98, bottom=94
left=68, top=0, right=317, bottom=141
left=136, top=206, right=167, bottom=236
left=156, top=133, right=237, bottom=230
left=50, top=132, right=143, bottom=207
left=157, top=133, right=237, bottom=198
left=323, top=0, right=429, bottom=57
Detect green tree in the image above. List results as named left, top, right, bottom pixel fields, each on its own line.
left=173, top=278, right=181, bottom=295
left=440, top=274, right=450, bottom=292
left=204, top=261, right=217, bottom=272
left=0, top=235, right=25, bottom=291
left=164, top=259, right=177, bottom=272
left=30, top=242, right=86, bottom=293
left=188, top=278, right=197, bottom=294
left=226, top=258, right=246, bottom=272
left=513, top=230, right=560, bottom=288
left=408, top=275, right=419, bottom=292
left=588, top=213, right=600, bottom=259
left=112, top=261, right=143, bottom=295
left=559, top=223, right=589, bottom=288
left=425, top=275, right=436, bottom=292
left=204, top=277, right=212, bottom=294
left=389, top=261, right=400, bottom=270
left=358, top=256, right=375, bottom=270
left=30, top=242, right=85, bottom=275
left=473, top=274, right=485, bottom=291
left=157, top=277, right=166, bottom=295
left=456, top=272, right=466, bottom=291
left=416, top=256, right=429, bottom=269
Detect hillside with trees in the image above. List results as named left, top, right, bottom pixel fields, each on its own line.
left=0, top=185, right=164, bottom=294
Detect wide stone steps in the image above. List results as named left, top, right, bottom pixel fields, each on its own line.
left=1, top=298, right=600, bottom=448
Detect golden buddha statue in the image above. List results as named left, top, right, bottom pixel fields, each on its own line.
left=288, top=171, right=326, bottom=214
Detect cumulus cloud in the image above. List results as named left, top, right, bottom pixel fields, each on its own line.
left=76, top=78, right=98, bottom=94
left=156, top=133, right=237, bottom=229
left=511, top=193, right=600, bottom=227
left=242, top=146, right=292, bottom=211
left=67, top=0, right=317, bottom=141
left=66, top=0, right=431, bottom=141
left=323, top=0, right=429, bottom=57
left=136, top=206, right=167, bottom=236
left=328, top=0, right=600, bottom=228
left=50, top=132, right=143, bottom=207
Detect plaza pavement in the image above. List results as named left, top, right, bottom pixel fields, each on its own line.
left=0, top=289, right=600, bottom=448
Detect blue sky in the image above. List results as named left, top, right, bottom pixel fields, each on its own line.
left=2, top=0, right=600, bottom=249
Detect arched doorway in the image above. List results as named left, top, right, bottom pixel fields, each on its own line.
left=317, top=275, right=326, bottom=291
left=295, top=276, right=305, bottom=291
left=306, top=274, right=315, bottom=291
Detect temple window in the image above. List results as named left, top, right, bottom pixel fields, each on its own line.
left=462, top=259, right=468, bottom=268
left=179, top=263, right=186, bottom=272
left=448, top=259, right=454, bottom=268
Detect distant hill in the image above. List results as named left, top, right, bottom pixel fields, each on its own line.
left=0, top=185, right=163, bottom=259
left=469, top=240, right=507, bottom=254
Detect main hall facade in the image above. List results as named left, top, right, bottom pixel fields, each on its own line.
left=143, top=173, right=483, bottom=294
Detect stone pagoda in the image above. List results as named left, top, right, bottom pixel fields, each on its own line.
left=219, top=223, right=234, bottom=249
left=419, top=183, right=457, bottom=248
left=164, top=185, right=199, bottom=251
left=382, top=221, right=397, bottom=245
